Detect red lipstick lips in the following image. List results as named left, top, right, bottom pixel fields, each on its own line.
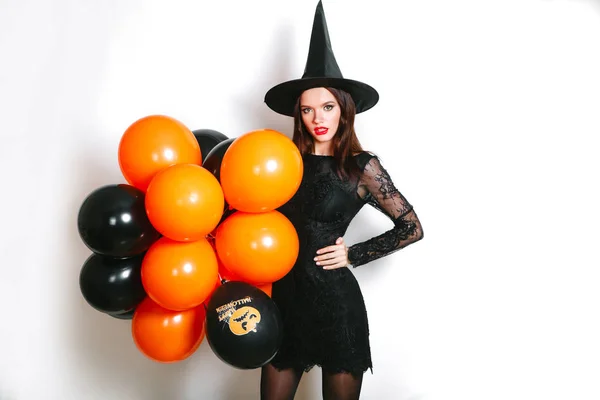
left=314, top=127, right=328, bottom=135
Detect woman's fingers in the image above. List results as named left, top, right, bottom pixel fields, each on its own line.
left=315, top=247, right=344, bottom=262
left=315, top=238, right=349, bottom=270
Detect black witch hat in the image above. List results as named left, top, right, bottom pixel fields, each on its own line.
left=264, top=1, right=379, bottom=117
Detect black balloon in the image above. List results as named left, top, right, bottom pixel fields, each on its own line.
left=201, top=137, right=235, bottom=182
left=206, top=281, right=283, bottom=369
left=79, top=252, right=147, bottom=314
left=203, top=137, right=237, bottom=217
left=78, top=184, right=160, bottom=258
left=193, top=128, right=229, bottom=161
left=108, top=308, right=137, bottom=320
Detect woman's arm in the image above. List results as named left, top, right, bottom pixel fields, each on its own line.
left=347, top=155, right=423, bottom=267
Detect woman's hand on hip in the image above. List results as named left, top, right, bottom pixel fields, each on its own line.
left=315, top=237, right=349, bottom=270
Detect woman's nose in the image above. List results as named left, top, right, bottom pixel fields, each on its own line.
left=313, top=111, right=323, bottom=124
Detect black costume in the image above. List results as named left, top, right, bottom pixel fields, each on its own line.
left=270, top=152, right=420, bottom=376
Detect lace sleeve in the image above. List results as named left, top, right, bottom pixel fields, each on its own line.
left=347, top=155, right=423, bottom=267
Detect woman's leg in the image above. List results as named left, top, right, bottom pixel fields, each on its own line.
left=322, top=370, right=364, bottom=400
left=260, top=363, right=303, bottom=400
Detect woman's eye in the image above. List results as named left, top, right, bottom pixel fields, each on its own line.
left=324, top=105, right=333, bottom=111
left=302, top=108, right=311, bottom=114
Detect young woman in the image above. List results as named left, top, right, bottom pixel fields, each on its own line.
left=260, top=2, right=423, bottom=399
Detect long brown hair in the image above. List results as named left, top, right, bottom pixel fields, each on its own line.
left=292, top=87, right=363, bottom=179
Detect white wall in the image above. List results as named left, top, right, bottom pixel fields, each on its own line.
left=1, top=0, right=599, bottom=399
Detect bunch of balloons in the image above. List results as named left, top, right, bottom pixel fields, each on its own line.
left=77, top=114, right=303, bottom=369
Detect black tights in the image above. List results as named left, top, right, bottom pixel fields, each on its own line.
left=260, top=363, right=364, bottom=400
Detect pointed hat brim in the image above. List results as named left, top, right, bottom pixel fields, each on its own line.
left=264, top=77, right=379, bottom=117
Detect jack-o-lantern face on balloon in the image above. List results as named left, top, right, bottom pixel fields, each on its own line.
left=206, top=282, right=283, bottom=369
left=229, top=306, right=261, bottom=336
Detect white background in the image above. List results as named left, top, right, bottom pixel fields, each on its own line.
left=1, top=0, right=599, bottom=399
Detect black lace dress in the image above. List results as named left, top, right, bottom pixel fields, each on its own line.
left=270, top=151, right=423, bottom=376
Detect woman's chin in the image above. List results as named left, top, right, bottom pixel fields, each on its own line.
left=311, top=134, right=334, bottom=142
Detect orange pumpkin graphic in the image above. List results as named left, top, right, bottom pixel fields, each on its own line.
left=228, top=306, right=261, bottom=336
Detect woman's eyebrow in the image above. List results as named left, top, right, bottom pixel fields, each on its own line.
left=300, top=101, right=336, bottom=108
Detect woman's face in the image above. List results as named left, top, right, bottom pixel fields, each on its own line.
left=299, top=87, right=341, bottom=144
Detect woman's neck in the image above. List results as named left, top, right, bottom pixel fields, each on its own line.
left=313, top=142, right=333, bottom=156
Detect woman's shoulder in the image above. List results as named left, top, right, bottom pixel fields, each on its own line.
left=352, top=150, right=379, bottom=171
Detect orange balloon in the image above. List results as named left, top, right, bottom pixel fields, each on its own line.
left=132, top=297, right=206, bottom=363
left=145, top=164, right=224, bottom=241
left=215, top=210, right=299, bottom=284
left=118, top=115, right=202, bottom=191
left=218, top=257, right=237, bottom=281
left=203, top=250, right=230, bottom=304
left=205, top=265, right=273, bottom=305
left=217, top=258, right=270, bottom=297
left=220, top=129, right=303, bottom=212
left=142, top=237, right=219, bottom=311
left=257, top=282, right=272, bottom=297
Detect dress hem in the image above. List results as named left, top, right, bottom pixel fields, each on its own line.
left=269, top=359, right=373, bottom=378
